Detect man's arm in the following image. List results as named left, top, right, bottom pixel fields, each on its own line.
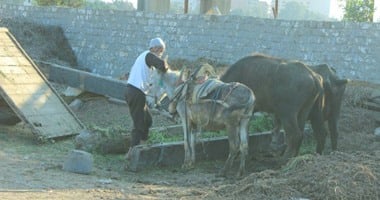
left=146, top=53, right=167, bottom=72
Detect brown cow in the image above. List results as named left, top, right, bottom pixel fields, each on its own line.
left=308, top=64, right=348, bottom=152
left=220, top=54, right=324, bottom=158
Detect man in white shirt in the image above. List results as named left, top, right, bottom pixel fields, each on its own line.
left=125, top=37, right=168, bottom=152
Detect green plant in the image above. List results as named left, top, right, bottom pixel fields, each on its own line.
left=299, top=135, right=316, bottom=155
left=148, top=130, right=183, bottom=144
left=249, top=114, right=274, bottom=133
left=88, top=124, right=128, bottom=138
left=147, top=130, right=227, bottom=144
left=281, top=154, right=315, bottom=173
left=147, top=114, right=274, bottom=144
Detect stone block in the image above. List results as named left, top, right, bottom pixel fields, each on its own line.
left=126, top=131, right=278, bottom=172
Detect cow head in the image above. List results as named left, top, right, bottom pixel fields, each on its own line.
left=311, top=64, right=348, bottom=92
left=311, top=64, right=349, bottom=117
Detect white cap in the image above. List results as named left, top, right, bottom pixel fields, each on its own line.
left=149, top=37, right=166, bottom=49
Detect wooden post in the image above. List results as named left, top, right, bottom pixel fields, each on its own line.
left=272, top=0, right=278, bottom=19
left=184, top=0, right=189, bottom=14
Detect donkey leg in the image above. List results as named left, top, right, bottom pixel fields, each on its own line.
left=218, top=125, right=239, bottom=177
left=182, top=120, right=193, bottom=169
left=237, top=117, right=249, bottom=177
left=189, top=129, right=197, bottom=167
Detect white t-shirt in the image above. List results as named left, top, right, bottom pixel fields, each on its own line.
left=127, top=50, right=153, bottom=93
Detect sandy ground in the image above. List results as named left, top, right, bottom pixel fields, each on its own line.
left=0, top=18, right=380, bottom=200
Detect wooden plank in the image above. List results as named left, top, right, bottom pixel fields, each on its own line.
left=1, top=82, right=54, bottom=96
left=0, top=65, right=38, bottom=74
left=39, top=61, right=128, bottom=100
left=361, top=101, right=380, bottom=112
left=0, top=28, right=85, bottom=139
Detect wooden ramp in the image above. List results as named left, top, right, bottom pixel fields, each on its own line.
left=0, top=28, right=85, bottom=139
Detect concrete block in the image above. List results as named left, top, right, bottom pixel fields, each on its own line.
left=126, top=131, right=278, bottom=172
left=150, top=125, right=183, bottom=137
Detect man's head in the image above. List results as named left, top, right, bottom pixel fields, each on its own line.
left=149, top=37, right=165, bottom=57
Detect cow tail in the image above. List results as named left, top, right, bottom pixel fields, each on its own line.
left=314, top=74, right=325, bottom=111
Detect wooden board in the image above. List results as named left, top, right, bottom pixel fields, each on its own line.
left=0, top=28, right=85, bottom=139
left=38, top=61, right=129, bottom=101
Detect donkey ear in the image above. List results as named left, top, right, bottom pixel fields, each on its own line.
left=179, top=66, right=190, bottom=82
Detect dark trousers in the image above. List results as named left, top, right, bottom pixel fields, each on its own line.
left=125, top=84, right=152, bottom=146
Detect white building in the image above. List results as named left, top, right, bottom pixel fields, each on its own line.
left=374, top=0, right=380, bottom=22
left=271, top=0, right=331, bottom=18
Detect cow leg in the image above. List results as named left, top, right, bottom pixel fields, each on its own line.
left=309, top=101, right=328, bottom=154
left=281, top=115, right=303, bottom=158
left=328, top=118, right=338, bottom=151
left=218, top=125, right=239, bottom=177
left=270, top=116, right=286, bottom=154
left=296, top=111, right=310, bottom=153
left=310, top=119, right=327, bottom=154
left=271, top=116, right=281, bottom=144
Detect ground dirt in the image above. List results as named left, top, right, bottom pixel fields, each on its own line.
left=0, top=18, right=380, bottom=200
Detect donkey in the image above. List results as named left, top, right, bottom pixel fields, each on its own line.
left=151, top=63, right=255, bottom=177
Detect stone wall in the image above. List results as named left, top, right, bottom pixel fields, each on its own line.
left=0, top=3, right=379, bottom=83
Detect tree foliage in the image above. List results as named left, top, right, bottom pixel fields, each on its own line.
left=342, top=0, right=375, bottom=22
left=34, top=0, right=85, bottom=8
left=230, top=1, right=270, bottom=18
left=33, top=0, right=134, bottom=10
left=85, top=0, right=135, bottom=11
left=279, top=1, right=329, bottom=21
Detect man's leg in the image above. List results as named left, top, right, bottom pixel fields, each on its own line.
left=140, top=104, right=153, bottom=142
left=125, top=85, right=146, bottom=146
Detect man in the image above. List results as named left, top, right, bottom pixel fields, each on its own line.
left=125, top=37, right=167, bottom=157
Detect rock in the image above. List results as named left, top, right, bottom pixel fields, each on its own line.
left=74, top=129, right=98, bottom=152
left=74, top=129, right=130, bottom=154
left=62, top=150, right=93, bottom=175
left=69, top=98, right=83, bottom=111
left=63, top=87, right=83, bottom=97
left=375, top=127, right=380, bottom=141
left=96, top=178, right=112, bottom=184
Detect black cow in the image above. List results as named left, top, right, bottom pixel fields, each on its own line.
left=220, top=54, right=325, bottom=158
left=270, top=63, right=348, bottom=154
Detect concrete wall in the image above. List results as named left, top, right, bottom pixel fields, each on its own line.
left=0, top=3, right=379, bottom=83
